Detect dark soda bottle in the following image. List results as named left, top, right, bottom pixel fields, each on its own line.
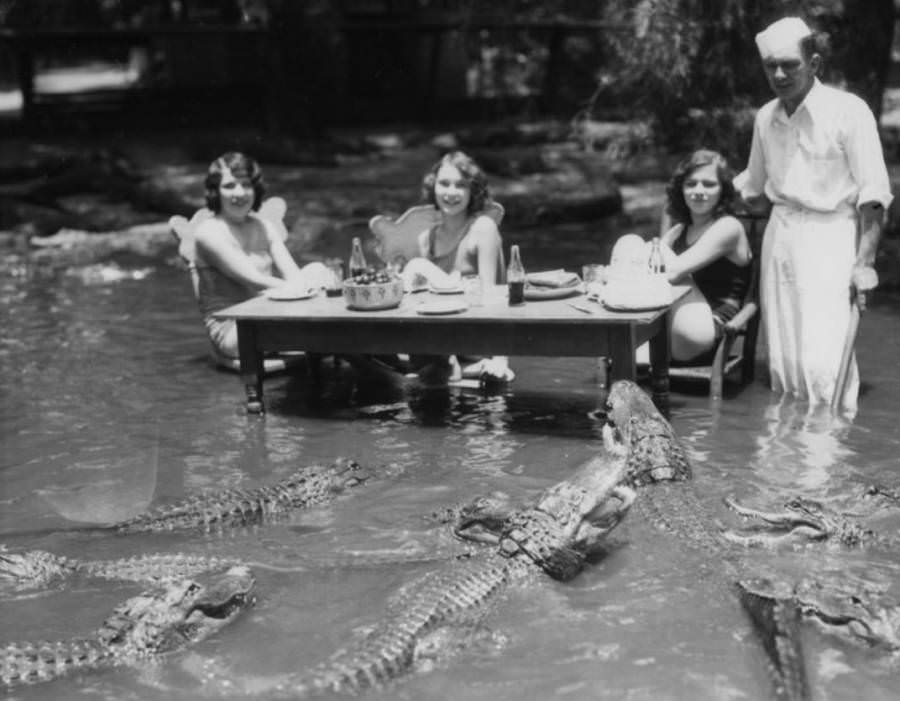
left=648, top=237, right=665, bottom=274
left=507, top=244, right=525, bottom=306
left=349, top=237, right=368, bottom=278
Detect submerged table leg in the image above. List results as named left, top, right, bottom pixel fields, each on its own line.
left=648, top=314, right=671, bottom=417
left=237, top=320, right=265, bottom=414
left=594, top=356, right=611, bottom=409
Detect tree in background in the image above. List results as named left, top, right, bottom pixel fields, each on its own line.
left=595, top=0, right=895, bottom=160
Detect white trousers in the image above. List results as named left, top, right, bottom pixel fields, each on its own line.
left=761, top=205, right=858, bottom=412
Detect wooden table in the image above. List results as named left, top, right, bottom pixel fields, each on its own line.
left=214, top=286, right=689, bottom=414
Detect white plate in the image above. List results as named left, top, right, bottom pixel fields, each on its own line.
left=602, top=300, right=669, bottom=312
left=416, top=300, right=469, bottom=315
left=428, top=285, right=465, bottom=295
left=264, top=287, right=317, bottom=301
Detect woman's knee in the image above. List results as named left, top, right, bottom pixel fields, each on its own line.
left=670, top=307, right=715, bottom=360
left=206, top=318, right=239, bottom=359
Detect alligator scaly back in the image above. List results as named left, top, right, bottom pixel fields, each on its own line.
left=285, top=554, right=516, bottom=696
left=271, top=449, right=634, bottom=697
left=737, top=579, right=811, bottom=701
left=1, top=566, right=255, bottom=688
left=114, top=457, right=369, bottom=533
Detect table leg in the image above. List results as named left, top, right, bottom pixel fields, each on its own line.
left=594, top=356, right=611, bottom=409
left=601, top=329, right=637, bottom=413
left=237, top=320, right=265, bottom=414
left=648, top=314, right=671, bottom=417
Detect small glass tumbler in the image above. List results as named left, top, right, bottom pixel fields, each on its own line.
left=462, top=274, right=483, bottom=307
left=325, top=260, right=344, bottom=297
left=581, top=264, right=606, bottom=297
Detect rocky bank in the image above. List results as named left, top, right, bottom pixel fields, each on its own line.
left=2, top=120, right=899, bottom=290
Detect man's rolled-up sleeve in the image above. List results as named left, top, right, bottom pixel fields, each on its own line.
left=738, top=114, right=768, bottom=202
left=847, top=102, right=893, bottom=210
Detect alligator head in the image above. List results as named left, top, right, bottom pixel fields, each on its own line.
left=722, top=496, right=875, bottom=548
left=450, top=492, right=518, bottom=545
left=738, top=576, right=900, bottom=650
left=96, top=565, right=256, bottom=655
left=326, top=457, right=374, bottom=490
left=603, top=380, right=691, bottom=486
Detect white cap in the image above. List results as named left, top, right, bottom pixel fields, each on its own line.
left=755, top=17, right=812, bottom=56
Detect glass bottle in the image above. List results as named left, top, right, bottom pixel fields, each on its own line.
left=507, top=244, right=525, bottom=306
left=648, top=237, right=665, bottom=274
left=349, top=237, right=368, bottom=278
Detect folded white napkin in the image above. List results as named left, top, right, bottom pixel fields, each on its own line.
left=525, top=269, right=581, bottom=288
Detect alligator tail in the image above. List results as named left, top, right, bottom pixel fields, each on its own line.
left=737, top=580, right=811, bottom=701
left=283, top=555, right=514, bottom=697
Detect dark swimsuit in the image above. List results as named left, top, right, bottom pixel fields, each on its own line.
left=672, top=226, right=751, bottom=342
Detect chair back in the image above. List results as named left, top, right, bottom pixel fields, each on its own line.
left=735, top=210, right=767, bottom=309
left=369, top=201, right=505, bottom=268
left=169, top=197, right=288, bottom=299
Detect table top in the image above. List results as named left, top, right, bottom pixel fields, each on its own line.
left=215, top=285, right=690, bottom=326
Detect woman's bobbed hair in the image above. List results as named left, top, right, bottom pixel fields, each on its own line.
left=204, top=152, right=266, bottom=213
left=421, top=151, right=490, bottom=215
left=665, top=149, right=736, bottom=226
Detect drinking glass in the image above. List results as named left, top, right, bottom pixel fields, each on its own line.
left=581, top=264, right=606, bottom=297
left=462, top=274, right=483, bottom=307
left=325, top=260, right=344, bottom=297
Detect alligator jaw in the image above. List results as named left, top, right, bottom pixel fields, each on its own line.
left=722, top=497, right=830, bottom=546
left=795, top=579, right=900, bottom=650
left=452, top=493, right=516, bottom=545
left=107, top=565, right=256, bottom=653
left=182, top=566, right=256, bottom=635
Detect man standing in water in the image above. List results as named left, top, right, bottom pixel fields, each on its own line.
left=739, top=17, right=893, bottom=412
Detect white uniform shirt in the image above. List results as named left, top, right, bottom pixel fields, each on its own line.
left=741, top=79, right=893, bottom=213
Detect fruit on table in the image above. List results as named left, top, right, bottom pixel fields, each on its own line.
left=346, top=268, right=399, bottom=285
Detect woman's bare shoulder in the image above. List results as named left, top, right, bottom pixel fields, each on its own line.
left=194, top=216, right=229, bottom=245
left=710, top=214, right=746, bottom=241
left=468, top=213, right=501, bottom=241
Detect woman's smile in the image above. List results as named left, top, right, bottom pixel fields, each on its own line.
left=434, top=163, right=471, bottom=215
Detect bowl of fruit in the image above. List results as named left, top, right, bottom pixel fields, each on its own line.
left=343, top=267, right=405, bottom=311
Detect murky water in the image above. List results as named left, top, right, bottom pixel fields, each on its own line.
left=1, top=254, right=899, bottom=701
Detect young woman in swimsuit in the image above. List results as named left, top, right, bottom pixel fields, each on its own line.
left=661, top=149, right=752, bottom=362
left=193, top=152, right=325, bottom=362
left=409, top=151, right=513, bottom=384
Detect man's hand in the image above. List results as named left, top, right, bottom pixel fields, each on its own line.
left=850, top=264, right=878, bottom=310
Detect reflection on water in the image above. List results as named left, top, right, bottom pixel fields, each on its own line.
left=1, top=263, right=899, bottom=700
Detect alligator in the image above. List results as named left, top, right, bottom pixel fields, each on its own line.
left=1, top=565, right=255, bottom=688
left=603, top=380, right=812, bottom=701
left=0, top=547, right=241, bottom=589
left=723, top=489, right=900, bottom=549
left=113, top=457, right=370, bottom=533
left=259, top=447, right=636, bottom=697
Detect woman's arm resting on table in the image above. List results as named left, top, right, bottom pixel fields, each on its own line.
left=262, top=218, right=306, bottom=282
